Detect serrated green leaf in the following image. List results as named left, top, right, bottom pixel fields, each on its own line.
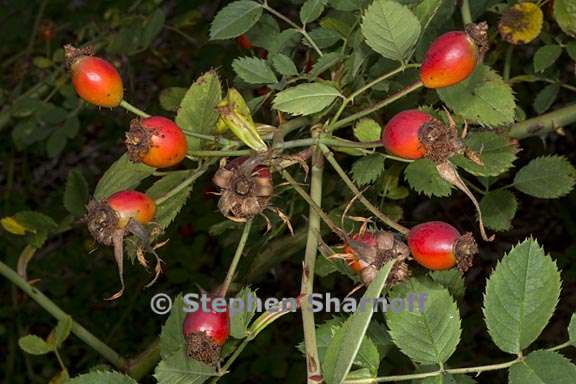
left=533, top=83, right=560, bottom=114
left=429, top=270, right=465, bottom=299
left=176, top=71, right=222, bottom=151
left=513, top=156, right=576, bottom=199
left=64, top=169, right=89, bottom=216
left=451, top=132, right=517, bottom=177
left=13, top=211, right=58, bottom=233
left=351, top=155, right=386, bottom=186
left=437, top=65, right=516, bottom=127
left=147, top=171, right=195, bottom=229
left=483, top=239, right=561, bottom=354
left=354, top=118, right=381, bottom=142
left=329, top=0, right=364, bottom=11
left=509, top=350, right=576, bottom=383
left=19, top=335, right=53, bottom=355
left=159, top=87, right=187, bottom=112
left=404, top=159, right=452, bottom=197
left=300, top=0, right=327, bottom=24
left=419, top=374, right=477, bottom=384
left=210, top=1, right=263, bottom=40
left=554, top=0, right=576, bottom=37
left=361, top=0, right=421, bottom=62
left=567, top=41, right=576, bottom=60
left=159, top=295, right=185, bottom=359
left=414, top=0, right=443, bottom=32
left=68, top=371, right=138, bottom=384
left=94, top=154, right=155, bottom=200
left=310, top=52, right=344, bottom=78
left=534, top=45, right=563, bottom=73
left=480, top=190, right=517, bottom=231
left=569, top=313, right=576, bottom=345
left=48, top=316, right=72, bottom=349
left=229, top=287, right=258, bottom=339
left=154, top=348, right=218, bottom=384
left=268, top=29, right=301, bottom=55
left=387, top=278, right=461, bottom=365
left=306, top=28, right=341, bottom=49
left=271, top=54, right=299, bottom=77
left=273, top=83, right=341, bottom=116
left=323, top=260, right=395, bottom=384
left=232, top=56, right=277, bottom=85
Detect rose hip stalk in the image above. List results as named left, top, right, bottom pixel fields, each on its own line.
left=420, top=22, right=488, bottom=89
left=65, top=45, right=124, bottom=107
left=407, top=221, right=478, bottom=272
left=183, top=299, right=230, bottom=366
left=84, top=190, right=162, bottom=299
left=125, top=116, right=188, bottom=168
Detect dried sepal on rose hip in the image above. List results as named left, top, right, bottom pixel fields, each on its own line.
left=125, top=116, right=188, bottom=168
left=183, top=297, right=230, bottom=366
left=407, top=221, right=477, bottom=273
left=213, top=156, right=274, bottom=222
left=64, top=44, right=124, bottom=107
left=335, top=230, right=411, bottom=289
left=420, top=22, right=488, bottom=89
left=84, top=190, right=163, bottom=300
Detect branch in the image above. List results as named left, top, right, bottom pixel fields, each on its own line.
left=509, top=103, right=576, bottom=139
left=220, top=220, right=253, bottom=296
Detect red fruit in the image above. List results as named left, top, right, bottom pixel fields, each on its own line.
left=420, top=31, right=479, bottom=89
left=183, top=300, right=230, bottom=365
left=125, top=116, right=187, bottom=168
left=106, top=190, right=156, bottom=228
left=65, top=45, right=123, bottom=107
left=381, top=110, right=435, bottom=160
left=235, top=34, right=252, bottom=50
left=407, top=221, right=477, bottom=272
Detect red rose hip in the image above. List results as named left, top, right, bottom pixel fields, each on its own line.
left=125, top=116, right=188, bottom=168
left=65, top=45, right=124, bottom=107
left=106, top=190, right=156, bottom=228
left=381, top=110, right=436, bottom=160
left=183, top=300, right=230, bottom=365
left=407, top=221, right=477, bottom=272
left=419, top=23, right=488, bottom=89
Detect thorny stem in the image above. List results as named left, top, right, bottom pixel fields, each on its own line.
left=119, top=100, right=151, bottom=118
left=330, top=81, right=424, bottom=132
left=261, top=1, right=324, bottom=57
left=154, top=160, right=218, bottom=205
left=509, top=103, right=576, bottom=139
left=300, top=134, right=324, bottom=383
left=220, top=220, right=253, bottom=297
left=320, top=144, right=410, bottom=235
left=503, top=45, right=513, bottom=81
left=344, top=341, right=573, bottom=383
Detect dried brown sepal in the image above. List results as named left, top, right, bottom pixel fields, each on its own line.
left=454, top=232, right=478, bottom=273
left=213, top=158, right=273, bottom=221
left=84, top=200, right=119, bottom=246
left=186, top=332, right=222, bottom=366
left=465, top=21, right=489, bottom=58
left=419, top=115, right=463, bottom=164
left=63, top=44, right=95, bottom=68
left=125, top=118, right=154, bottom=163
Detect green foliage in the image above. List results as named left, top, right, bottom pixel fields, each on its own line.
left=569, top=313, right=576, bottom=345
left=508, top=350, right=576, bottom=383
left=176, top=71, right=223, bottom=151
left=18, top=335, right=53, bottom=355
left=273, top=83, right=342, bottom=115
left=159, top=87, right=187, bottom=112
left=300, top=0, right=328, bottom=24
left=429, top=270, right=465, bottom=300
left=353, top=118, right=381, bottom=142
left=154, top=348, right=217, bottom=384
left=271, top=54, right=299, bottom=77
left=67, top=371, right=138, bottom=384
left=533, top=83, right=560, bottom=114
left=404, top=159, right=452, bottom=197
left=147, top=171, right=196, bottom=229
left=159, top=295, right=186, bottom=359
left=480, top=190, right=518, bottom=231
left=387, top=278, right=461, bottom=365
left=361, top=0, right=421, bottom=62
left=554, top=0, right=576, bottom=37
left=310, top=52, right=345, bottom=78
left=534, top=45, right=563, bottom=73
left=451, top=132, right=518, bottom=177
left=210, top=1, right=263, bottom=40
left=483, top=239, right=561, bottom=354
left=232, top=57, right=278, bottom=85
left=438, top=65, right=516, bottom=127
left=351, top=155, right=386, bottom=186
left=94, top=154, right=155, bottom=200
left=64, top=169, right=89, bottom=217
left=229, top=287, right=258, bottom=339
left=513, top=156, right=576, bottom=198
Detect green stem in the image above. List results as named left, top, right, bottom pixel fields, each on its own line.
left=301, top=137, right=324, bottom=383
left=461, top=0, right=473, bottom=25
left=262, top=2, right=323, bottom=57
left=154, top=160, right=217, bottom=205
left=119, top=100, right=151, bottom=118
left=125, top=339, right=161, bottom=381
left=331, top=81, right=424, bottom=132
left=220, top=220, right=253, bottom=297
left=210, top=338, right=251, bottom=383
left=53, top=349, right=67, bottom=372
left=320, top=145, right=409, bottom=235
left=503, top=45, right=513, bottom=81
left=0, top=259, right=126, bottom=370
left=509, top=103, right=576, bottom=139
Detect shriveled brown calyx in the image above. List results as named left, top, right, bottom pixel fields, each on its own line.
left=418, top=117, right=464, bottom=164
left=63, top=44, right=95, bottom=68
left=186, top=332, right=222, bottom=367
left=84, top=200, right=119, bottom=246
left=125, top=118, right=154, bottom=163
left=454, top=232, right=478, bottom=273
left=465, top=21, right=489, bottom=58
left=213, top=157, right=274, bottom=222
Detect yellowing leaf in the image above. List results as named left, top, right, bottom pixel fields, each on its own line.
left=498, top=2, right=543, bottom=45
left=1, top=217, right=28, bottom=235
